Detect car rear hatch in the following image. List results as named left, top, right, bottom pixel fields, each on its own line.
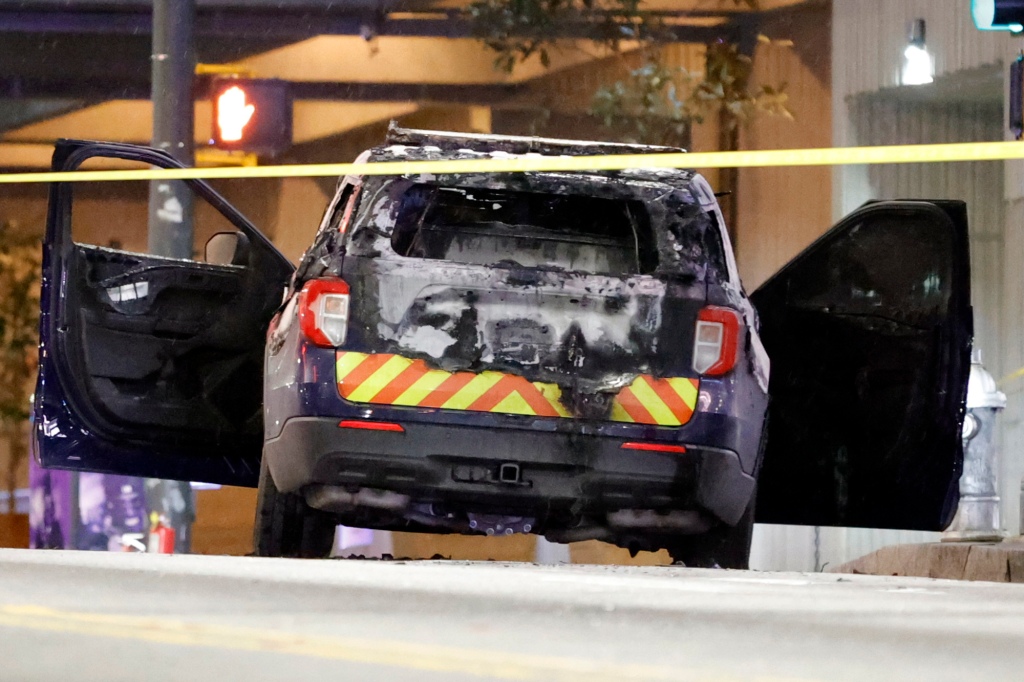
left=339, top=174, right=726, bottom=428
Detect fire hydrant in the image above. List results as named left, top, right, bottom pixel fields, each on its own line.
left=943, top=350, right=1007, bottom=542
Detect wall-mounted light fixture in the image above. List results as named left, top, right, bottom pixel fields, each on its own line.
left=902, top=19, right=934, bottom=86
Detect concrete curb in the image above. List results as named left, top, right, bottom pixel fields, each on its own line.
left=831, top=540, right=1024, bottom=583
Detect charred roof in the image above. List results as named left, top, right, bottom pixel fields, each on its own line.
left=385, top=123, right=686, bottom=157
left=370, top=124, right=697, bottom=190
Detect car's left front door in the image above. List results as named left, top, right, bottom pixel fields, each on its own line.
left=34, top=140, right=294, bottom=487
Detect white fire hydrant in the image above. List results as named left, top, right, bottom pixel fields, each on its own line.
left=943, top=350, right=1006, bottom=542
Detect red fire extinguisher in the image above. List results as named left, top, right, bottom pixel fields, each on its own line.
left=147, top=512, right=176, bottom=554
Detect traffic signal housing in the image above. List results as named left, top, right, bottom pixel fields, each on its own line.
left=210, top=78, right=293, bottom=156
left=973, top=0, right=1024, bottom=32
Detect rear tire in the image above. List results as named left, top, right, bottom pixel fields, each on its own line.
left=669, top=413, right=767, bottom=569
left=663, top=491, right=756, bottom=569
left=254, top=456, right=337, bottom=558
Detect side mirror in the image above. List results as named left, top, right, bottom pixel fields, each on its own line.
left=205, top=231, right=251, bottom=266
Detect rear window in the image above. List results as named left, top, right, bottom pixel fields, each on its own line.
left=390, top=184, right=657, bottom=275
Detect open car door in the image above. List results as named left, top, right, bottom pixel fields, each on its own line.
left=752, top=200, right=972, bottom=531
left=33, top=141, right=294, bottom=487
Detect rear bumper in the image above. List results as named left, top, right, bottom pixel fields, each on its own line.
left=263, top=416, right=756, bottom=526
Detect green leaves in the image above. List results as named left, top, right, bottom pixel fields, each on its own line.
left=589, top=39, right=793, bottom=147
left=467, top=0, right=663, bottom=73
left=466, top=0, right=791, bottom=146
left=0, top=221, right=40, bottom=425
left=688, top=40, right=793, bottom=131
left=591, top=55, right=699, bottom=147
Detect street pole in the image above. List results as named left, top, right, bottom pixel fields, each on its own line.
left=147, top=0, right=196, bottom=553
left=149, top=0, right=195, bottom=259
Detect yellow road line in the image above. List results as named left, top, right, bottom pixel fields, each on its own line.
left=2, top=141, right=1023, bottom=184
left=0, top=604, right=738, bottom=682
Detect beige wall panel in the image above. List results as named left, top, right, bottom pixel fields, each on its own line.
left=4, top=101, right=213, bottom=146
left=292, top=102, right=418, bottom=144
left=268, top=177, right=332, bottom=264
left=192, top=487, right=258, bottom=556
left=0, top=514, right=28, bottom=549
left=568, top=540, right=671, bottom=566
left=1, top=184, right=49, bottom=232
left=391, top=532, right=536, bottom=561
left=240, top=36, right=621, bottom=85
left=0, top=144, right=55, bottom=169
left=736, top=39, right=833, bottom=288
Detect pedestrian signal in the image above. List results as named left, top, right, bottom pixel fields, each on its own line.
left=210, top=78, right=292, bottom=155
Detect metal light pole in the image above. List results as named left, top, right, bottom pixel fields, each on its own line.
left=148, top=0, right=195, bottom=259
left=147, top=0, right=196, bottom=553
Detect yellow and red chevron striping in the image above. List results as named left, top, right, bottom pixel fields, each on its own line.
left=335, top=352, right=698, bottom=426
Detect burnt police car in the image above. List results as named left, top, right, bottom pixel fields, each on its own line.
left=34, top=127, right=973, bottom=568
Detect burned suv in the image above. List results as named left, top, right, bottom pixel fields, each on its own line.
left=35, top=129, right=973, bottom=568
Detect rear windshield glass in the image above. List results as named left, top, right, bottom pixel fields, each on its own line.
left=390, top=184, right=657, bottom=275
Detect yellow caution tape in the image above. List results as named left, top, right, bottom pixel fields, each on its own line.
left=2, top=140, right=1024, bottom=184
left=998, top=366, right=1024, bottom=387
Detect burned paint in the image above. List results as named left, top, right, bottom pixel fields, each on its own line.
left=331, top=148, right=733, bottom=414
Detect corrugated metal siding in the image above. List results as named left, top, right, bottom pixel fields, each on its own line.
left=833, top=0, right=1010, bottom=97
left=848, top=96, right=1005, bottom=365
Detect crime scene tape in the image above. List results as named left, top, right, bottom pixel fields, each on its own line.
left=999, top=366, right=1024, bottom=386
left=3, top=140, right=1024, bottom=184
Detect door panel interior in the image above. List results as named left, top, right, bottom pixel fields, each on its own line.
left=35, top=141, right=294, bottom=486
left=71, top=245, right=262, bottom=433
left=752, top=201, right=972, bottom=531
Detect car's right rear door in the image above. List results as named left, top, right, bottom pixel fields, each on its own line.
left=752, top=200, right=973, bottom=531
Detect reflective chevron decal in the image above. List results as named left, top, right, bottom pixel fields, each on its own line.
left=335, top=352, right=699, bottom=426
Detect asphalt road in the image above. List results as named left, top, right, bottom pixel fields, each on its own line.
left=0, top=549, right=1022, bottom=682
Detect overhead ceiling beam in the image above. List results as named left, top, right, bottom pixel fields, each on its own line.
left=0, top=75, right=525, bottom=104
left=1, top=10, right=733, bottom=43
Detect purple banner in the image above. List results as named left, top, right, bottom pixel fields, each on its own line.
left=78, top=473, right=149, bottom=551
left=28, top=459, right=72, bottom=550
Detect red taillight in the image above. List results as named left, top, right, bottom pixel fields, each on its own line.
left=338, top=420, right=405, bottom=433
left=621, top=442, right=687, bottom=454
left=299, top=278, right=350, bottom=348
left=692, top=306, right=741, bottom=376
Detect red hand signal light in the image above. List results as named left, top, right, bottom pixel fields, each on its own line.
left=209, top=78, right=293, bottom=155
left=217, top=85, right=256, bottom=142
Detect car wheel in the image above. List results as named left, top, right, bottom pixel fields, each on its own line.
left=663, top=491, right=756, bottom=569
left=253, top=456, right=337, bottom=558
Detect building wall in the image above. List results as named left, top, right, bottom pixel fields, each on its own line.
left=737, top=3, right=834, bottom=289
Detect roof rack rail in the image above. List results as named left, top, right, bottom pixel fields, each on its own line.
left=384, top=122, right=686, bottom=157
